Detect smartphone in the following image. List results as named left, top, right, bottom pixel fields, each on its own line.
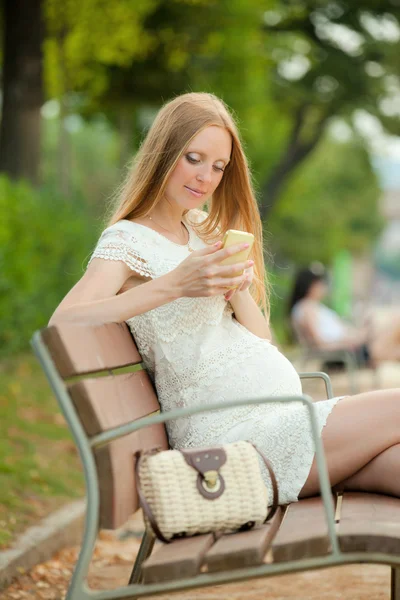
left=220, top=229, right=255, bottom=286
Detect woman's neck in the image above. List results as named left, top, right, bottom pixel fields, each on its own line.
left=150, top=201, right=185, bottom=228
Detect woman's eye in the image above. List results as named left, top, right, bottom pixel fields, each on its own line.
left=186, top=154, right=224, bottom=173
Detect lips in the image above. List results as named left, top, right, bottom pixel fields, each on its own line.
left=184, top=185, right=206, bottom=198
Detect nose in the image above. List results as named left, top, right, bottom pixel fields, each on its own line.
left=196, top=165, right=213, bottom=184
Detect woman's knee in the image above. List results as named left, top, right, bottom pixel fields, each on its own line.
left=329, top=389, right=400, bottom=443
left=300, top=389, right=400, bottom=498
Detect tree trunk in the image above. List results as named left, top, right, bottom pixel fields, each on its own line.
left=0, top=0, right=44, bottom=184
left=259, top=105, right=329, bottom=220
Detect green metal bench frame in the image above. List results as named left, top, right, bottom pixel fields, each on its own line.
left=31, top=329, right=400, bottom=600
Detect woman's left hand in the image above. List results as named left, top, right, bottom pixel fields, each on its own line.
left=224, top=265, right=254, bottom=302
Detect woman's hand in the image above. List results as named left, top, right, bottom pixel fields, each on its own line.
left=168, top=241, right=253, bottom=298
left=224, top=265, right=254, bottom=302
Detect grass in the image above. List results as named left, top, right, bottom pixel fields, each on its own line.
left=0, top=354, right=84, bottom=549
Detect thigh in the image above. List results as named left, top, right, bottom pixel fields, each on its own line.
left=299, top=388, right=400, bottom=497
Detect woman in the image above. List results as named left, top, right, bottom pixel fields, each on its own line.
left=51, top=92, right=400, bottom=504
left=289, top=264, right=400, bottom=366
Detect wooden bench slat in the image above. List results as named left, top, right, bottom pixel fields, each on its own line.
left=338, top=492, right=400, bottom=554
left=42, top=323, right=141, bottom=377
left=95, top=423, right=168, bottom=529
left=272, top=497, right=333, bottom=562
left=142, top=534, right=215, bottom=583
left=69, top=370, right=160, bottom=435
left=68, top=369, right=168, bottom=529
left=204, top=510, right=283, bottom=573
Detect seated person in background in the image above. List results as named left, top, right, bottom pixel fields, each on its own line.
left=288, top=263, right=400, bottom=366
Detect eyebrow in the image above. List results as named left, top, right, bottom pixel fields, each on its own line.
left=187, top=150, right=231, bottom=163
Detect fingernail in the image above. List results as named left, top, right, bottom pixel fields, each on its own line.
left=242, top=243, right=249, bottom=248
left=248, top=260, right=254, bottom=266
left=214, top=241, right=222, bottom=247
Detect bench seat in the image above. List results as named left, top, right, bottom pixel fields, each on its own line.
left=142, top=491, right=400, bottom=584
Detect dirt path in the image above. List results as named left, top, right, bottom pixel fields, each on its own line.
left=2, top=525, right=392, bottom=600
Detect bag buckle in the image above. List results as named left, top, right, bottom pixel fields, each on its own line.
left=203, top=470, right=219, bottom=489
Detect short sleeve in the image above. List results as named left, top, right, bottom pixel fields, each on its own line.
left=88, top=224, right=155, bottom=279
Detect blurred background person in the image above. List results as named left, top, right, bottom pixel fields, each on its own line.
left=288, top=264, right=400, bottom=366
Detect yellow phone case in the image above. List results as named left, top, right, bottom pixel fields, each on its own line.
left=220, top=230, right=255, bottom=287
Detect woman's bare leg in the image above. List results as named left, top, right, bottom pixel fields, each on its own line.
left=337, top=444, right=400, bottom=496
left=299, top=389, right=400, bottom=498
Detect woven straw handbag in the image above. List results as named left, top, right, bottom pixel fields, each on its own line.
left=134, top=440, right=279, bottom=543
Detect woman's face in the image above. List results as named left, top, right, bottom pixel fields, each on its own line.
left=164, top=125, right=232, bottom=210
left=309, top=279, right=328, bottom=301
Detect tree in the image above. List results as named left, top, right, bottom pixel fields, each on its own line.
left=45, top=0, right=272, bottom=160
left=43, top=0, right=159, bottom=189
left=266, top=134, right=383, bottom=265
left=0, top=0, right=44, bottom=184
left=260, top=1, right=400, bottom=217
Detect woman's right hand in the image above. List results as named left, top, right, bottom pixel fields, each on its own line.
left=169, top=241, right=254, bottom=298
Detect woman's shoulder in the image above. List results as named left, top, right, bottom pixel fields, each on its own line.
left=292, top=298, right=317, bottom=319
left=90, top=220, right=155, bottom=278
left=99, top=219, right=138, bottom=235
left=93, top=219, right=161, bottom=261
left=97, top=219, right=151, bottom=243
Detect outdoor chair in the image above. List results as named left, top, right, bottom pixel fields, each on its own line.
left=31, top=322, right=400, bottom=600
left=290, top=317, right=381, bottom=394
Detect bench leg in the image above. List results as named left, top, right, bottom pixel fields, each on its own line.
left=391, top=567, right=400, bottom=600
left=129, top=529, right=155, bottom=584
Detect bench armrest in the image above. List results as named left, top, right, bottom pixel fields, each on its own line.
left=298, top=372, right=333, bottom=399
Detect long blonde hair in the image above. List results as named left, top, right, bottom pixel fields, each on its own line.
left=109, top=92, right=269, bottom=315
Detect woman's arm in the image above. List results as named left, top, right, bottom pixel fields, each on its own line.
left=49, top=258, right=180, bottom=326
left=228, top=290, right=271, bottom=340
left=49, top=240, right=251, bottom=327
left=300, top=302, right=365, bottom=350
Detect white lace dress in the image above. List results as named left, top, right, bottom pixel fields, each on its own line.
left=90, top=211, right=342, bottom=505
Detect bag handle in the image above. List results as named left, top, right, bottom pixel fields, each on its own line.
left=247, top=442, right=279, bottom=522
left=134, top=449, right=171, bottom=544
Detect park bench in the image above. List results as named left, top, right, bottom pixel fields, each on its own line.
left=31, top=321, right=400, bottom=600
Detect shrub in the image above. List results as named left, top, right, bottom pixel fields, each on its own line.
left=0, top=176, right=100, bottom=355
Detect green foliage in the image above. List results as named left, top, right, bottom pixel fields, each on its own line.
left=266, top=1, right=400, bottom=129
left=0, top=176, right=99, bottom=355
left=2, top=0, right=390, bottom=355
left=41, top=109, right=121, bottom=208
left=266, top=135, right=384, bottom=265
left=0, top=354, right=84, bottom=547
left=41, top=0, right=400, bottom=212
left=44, top=0, right=158, bottom=99
left=268, top=266, right=295, bottom=346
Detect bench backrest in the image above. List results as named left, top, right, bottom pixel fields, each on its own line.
left=35, top=322, right=168, bottom=530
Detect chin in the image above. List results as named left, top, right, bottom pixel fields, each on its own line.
left=180, top=198, right=208, bottom=211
